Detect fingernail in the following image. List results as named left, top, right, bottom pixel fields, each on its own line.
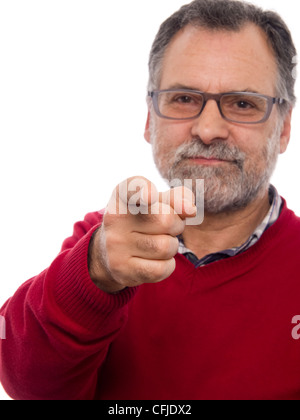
left=183, top=199, right=197, bottom=216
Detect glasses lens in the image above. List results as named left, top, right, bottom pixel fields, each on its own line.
left=221, top=94, right=269, bottom=123
left=157, top=91, right=204, bottom=119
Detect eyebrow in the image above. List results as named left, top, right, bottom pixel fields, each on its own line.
left=163, top=84, right=261, bottom=94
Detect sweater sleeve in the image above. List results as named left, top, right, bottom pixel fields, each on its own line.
left=0, top=211, right=137, bottom=400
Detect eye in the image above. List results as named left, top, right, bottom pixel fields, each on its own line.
left=223, top=95, right=264, bottom=112
left=173, top=95, right=196, bottom=104
left=235, top=100, right=255, bottom=109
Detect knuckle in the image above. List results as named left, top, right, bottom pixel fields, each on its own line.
left=136, top=236, right=160, bottom=254
left=156, top=236, right=178, bottom=258
left=136, top=235, right=178, bottom=259
left=133, top=261, right=154, bottom=283
left=157, top=258, right=176, bottom=280
left=153, top=261, right=169, bottom=280
left=137, top=265, right=158, bottom=283
left=158, top=213, right=177, bottom=232
left=135, top=259, right=175, bottom=284
left=161, top=214, right=184, bottom=236
left=156, top=236, right=172, bottom=255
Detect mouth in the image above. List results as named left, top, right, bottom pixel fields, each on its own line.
left=187, top=156, right=234, bottom=166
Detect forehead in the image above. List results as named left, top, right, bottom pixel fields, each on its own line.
left=159, top=23, right=278, bottom=95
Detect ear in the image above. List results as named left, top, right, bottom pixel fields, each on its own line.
left=144, top=111, right=151, bottom=144
left=279, top=108, right=293, bottom=154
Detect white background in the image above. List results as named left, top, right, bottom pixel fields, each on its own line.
left=0, top=0, right=299, bottom=400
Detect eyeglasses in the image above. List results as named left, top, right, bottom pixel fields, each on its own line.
left=148, top=89, right=286, bottom=124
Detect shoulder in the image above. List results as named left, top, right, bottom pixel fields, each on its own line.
left=274, top=200, right=300, bottom=247
left=281, top=200, right=300, bottom=228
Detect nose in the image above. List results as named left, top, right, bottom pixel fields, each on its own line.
left=190, top=99, right=230, bottom=144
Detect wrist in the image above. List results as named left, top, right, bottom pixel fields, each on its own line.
left=88, top=227, right=126, bottom=294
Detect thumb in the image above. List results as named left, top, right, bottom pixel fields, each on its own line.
left=160, top=187, right=197, bottom=220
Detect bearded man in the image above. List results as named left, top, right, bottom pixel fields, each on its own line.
left=1, top=0, right=300, bottom=400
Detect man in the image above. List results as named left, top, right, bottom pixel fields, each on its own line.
left=1, top=0, right=300, bottom=400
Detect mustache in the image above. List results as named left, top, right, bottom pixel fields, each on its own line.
left=171, top=139, right=246, bottom=170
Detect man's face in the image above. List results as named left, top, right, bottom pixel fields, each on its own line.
left=145, top=24, right=292, bottom=213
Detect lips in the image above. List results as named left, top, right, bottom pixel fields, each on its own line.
left=171, top=139, right=246, bottom=172
left=188, top=156, right=232, bottom=164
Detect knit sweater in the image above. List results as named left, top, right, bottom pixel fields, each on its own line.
left=1, top=201, right=300, bottom=400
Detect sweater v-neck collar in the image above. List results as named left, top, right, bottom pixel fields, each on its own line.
left=174, top=199, right=295, bottom=289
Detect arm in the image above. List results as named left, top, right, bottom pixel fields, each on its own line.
left=0, top=211, right=137, bottom=400
left=0, top=177, right=194, bottom=400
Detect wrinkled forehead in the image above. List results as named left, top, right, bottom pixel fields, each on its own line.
left=159, top=23, right=278, bottom=95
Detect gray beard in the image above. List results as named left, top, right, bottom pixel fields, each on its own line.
left=152, top=125, right=281, bottom=214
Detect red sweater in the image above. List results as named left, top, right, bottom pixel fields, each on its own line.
left=1, top=202, right=300, bottom=400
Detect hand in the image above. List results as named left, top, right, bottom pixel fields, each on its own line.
left=89, top=177, right=196, bottom=293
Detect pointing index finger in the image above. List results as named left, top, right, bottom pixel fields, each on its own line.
left=107, top=177, right=159, bottom=216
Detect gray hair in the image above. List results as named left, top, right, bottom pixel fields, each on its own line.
left=148, top=0, right=297, bottom=116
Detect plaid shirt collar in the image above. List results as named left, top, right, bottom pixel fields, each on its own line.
left=178, top=185, right=283, bottom=268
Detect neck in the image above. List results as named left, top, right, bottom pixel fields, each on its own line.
left=182, top=189, right=271, bottom=260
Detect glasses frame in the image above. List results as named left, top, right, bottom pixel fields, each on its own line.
left=148, top=89, right=286, bottom=124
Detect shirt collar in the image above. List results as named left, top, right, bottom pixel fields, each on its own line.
left=178, top=185, right=283, bottom=266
